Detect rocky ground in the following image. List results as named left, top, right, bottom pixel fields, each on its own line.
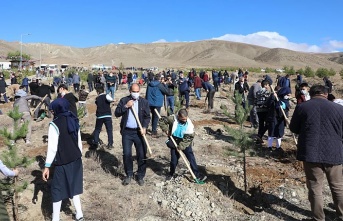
left=0, top=74, right=341, bottom=221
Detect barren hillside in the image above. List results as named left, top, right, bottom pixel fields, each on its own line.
left=0, top=39, right=342, bottom=70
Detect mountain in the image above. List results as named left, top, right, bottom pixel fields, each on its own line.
left=0, top=39, right=342, bottom=70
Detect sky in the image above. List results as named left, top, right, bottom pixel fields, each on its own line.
left=1, top=0, right=342, bottom=53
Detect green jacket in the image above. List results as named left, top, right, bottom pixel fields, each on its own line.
left=158, top=115, right=195, bottom=150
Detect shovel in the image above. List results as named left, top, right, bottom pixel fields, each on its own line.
left=31, top=94, right=48, bottom=117
left=154, top=109, right=204, bottom=184
left=131, top=105, right=153, bottom=157
left=270, top=85, right=298, bottom=145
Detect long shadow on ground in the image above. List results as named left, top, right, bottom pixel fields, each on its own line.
left=207, top=173, right=312, bottom=220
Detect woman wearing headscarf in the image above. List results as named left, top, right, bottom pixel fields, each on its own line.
left=42, top=98, right=84, bottom=221
left=265, top=86, right=291, bottom=152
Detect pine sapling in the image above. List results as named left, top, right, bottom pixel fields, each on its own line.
left=222, top=90, right=254, bottom=193
left=0, top=106, right=33, bottom=221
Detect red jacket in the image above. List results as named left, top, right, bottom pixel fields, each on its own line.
left=203, top=73, right=209, bottom=82
left=194, top=76, right=203, bottom=89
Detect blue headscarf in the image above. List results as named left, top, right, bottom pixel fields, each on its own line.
left=49, top=98, right=79, bottom=139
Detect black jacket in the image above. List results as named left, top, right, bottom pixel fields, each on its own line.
left=115, top=95, right=151, bottom=133
left=36, top=84, right=55, bottom=98
left=95, top=94, right=112, bottom=117
left=0, top=79, right=8, bottom=93
left=289, top=97, right=343, bottom=164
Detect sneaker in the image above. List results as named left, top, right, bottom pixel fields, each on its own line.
left=107, top=144, right=114, bottom=150
left=36, top=118, right=43, bottom=122
left=76, top=217, right=85, bottom=221
left=122, top=176, right=132, bottom=186
left=137, top=179, right=144, bottom=186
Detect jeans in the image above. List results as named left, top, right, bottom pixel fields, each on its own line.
left=88, top=82, right=93, bottom=92
left=150, top=106, right=161, bottom=133
left=93, top=117, right=113, bottom=145
left=122, top=129, right=147, bottom=179
left=170, top=144, right=200, bottom=178
left=107, top=86, right=115, bottom=100
left=1, top=93, right=8, bottom=103
left=167, top=96, right=175, bottom=115
left=195, top=88, right=201, bottom=99
left=303, top=162, right=343, bottom=221
left=180, top=90, right=190, bottom=108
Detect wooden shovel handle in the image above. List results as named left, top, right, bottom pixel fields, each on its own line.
left=131, top=106, right=153, bottom=156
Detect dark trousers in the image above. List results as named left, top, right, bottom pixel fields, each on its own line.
left=34, top=96, right=51, bottom=118
left=207, top=90, right=215, bottom=109
left=150, top=106, right=161, bottom=133
left=257, top=112, right=268, bottom=138
left=170, top=144, right=200, bottom=178
left=23, top=85, right=29, bottom=92
left=93, top=117, right=113, bottom=145
left=73, top=83, right=80, bottom=93
left=180, top=90, right=190, bottom=108
left=122, top=129, right=147, bottom=179
left=303, top=162, right=343, bottom=221
left=88, top=82, right=93, bottom=92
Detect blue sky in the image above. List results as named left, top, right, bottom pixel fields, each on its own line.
left=1, top=0, right=342, bottom=52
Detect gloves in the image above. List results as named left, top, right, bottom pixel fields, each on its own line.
left=159, top=116, right=170, bottom=133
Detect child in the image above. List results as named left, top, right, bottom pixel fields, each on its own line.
left=78, top=85, right=89, bottom=117
left=158, top=108, right=206, bottom=181
left=91, top=87, right=114, bottom=150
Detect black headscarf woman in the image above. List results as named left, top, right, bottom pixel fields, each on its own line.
left=49, top=98, right=80, bottom=139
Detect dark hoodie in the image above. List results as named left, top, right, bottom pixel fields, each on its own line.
left=146, top=80, right=169, bottom=107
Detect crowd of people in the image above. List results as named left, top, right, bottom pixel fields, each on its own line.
left=0, top=68, right=342, bottom=221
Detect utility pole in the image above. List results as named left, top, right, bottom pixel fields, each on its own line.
left=20, top=33, right=31, bottom=70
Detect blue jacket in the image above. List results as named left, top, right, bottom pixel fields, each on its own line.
left=277, top=76, right=291, bottom=88
left=146, top=80, right=169, bottom=107
left=72, top=74, right=80, bottom=84
left=202, top=81, right=215, bottom=91
left=22, top=77, right=29, bottom=86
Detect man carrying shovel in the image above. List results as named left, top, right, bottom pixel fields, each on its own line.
left=115, top=83, right=151, bottom=186
left=158, top=108, right=207, bottom=182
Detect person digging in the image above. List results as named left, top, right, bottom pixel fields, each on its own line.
left=158, top=108, right=207, bottom=183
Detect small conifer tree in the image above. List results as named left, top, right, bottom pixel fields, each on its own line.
left=221, top=91, right=254, bottom=193
left=0, top=106, right=33, bottom=221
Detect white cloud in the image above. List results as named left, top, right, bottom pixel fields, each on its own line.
left=212, top=31, right=343, bottom=53
left=118, top=42, right=126, bottom=45
left=152, top=39, right=167, bottom=43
